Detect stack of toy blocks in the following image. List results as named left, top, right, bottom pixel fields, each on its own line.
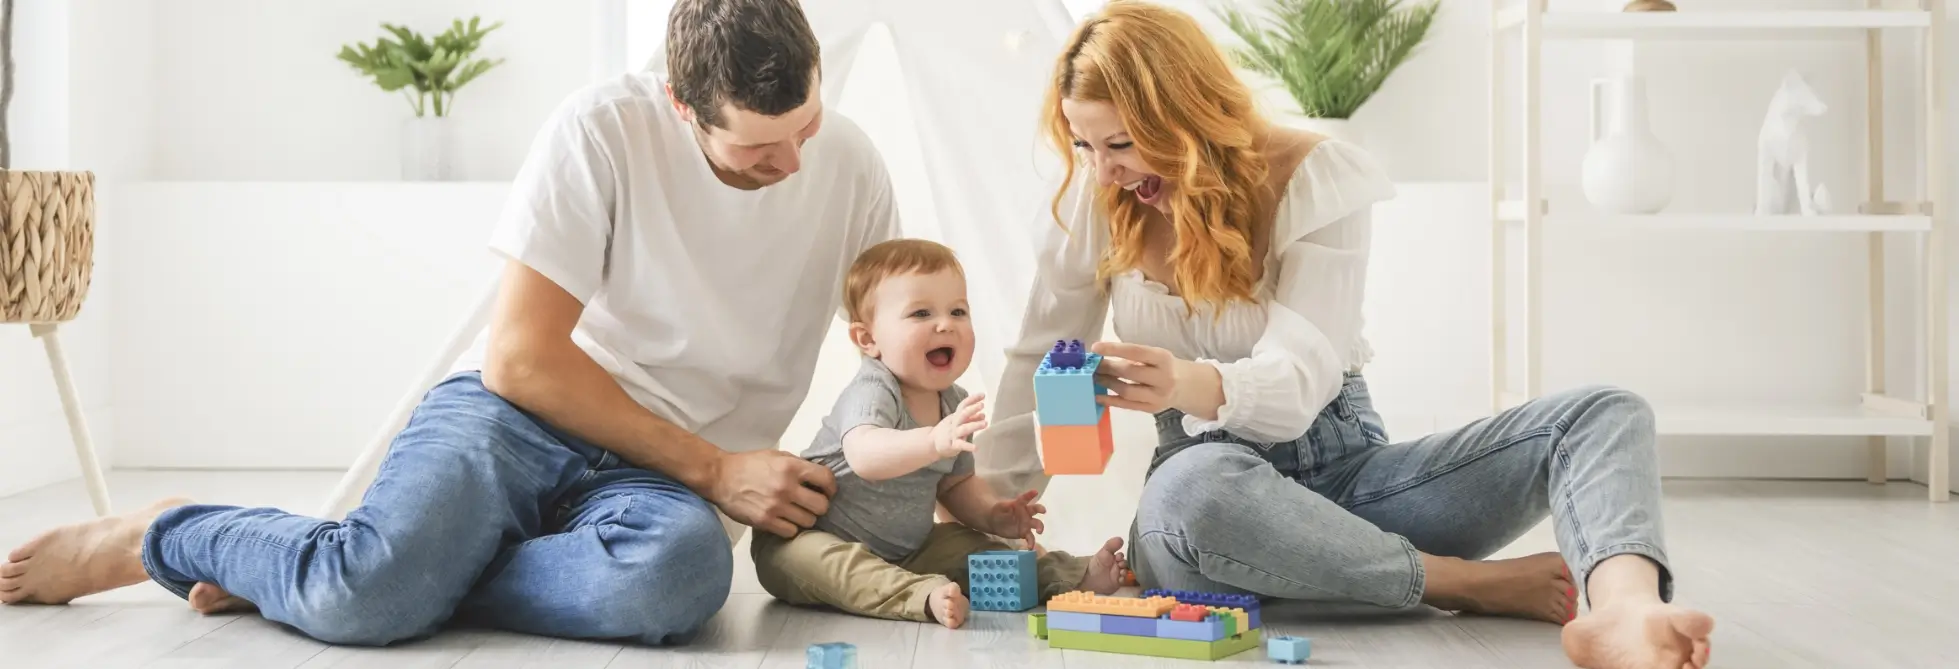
left=967, top=549, right=1038, bottom=612
left=805, top=642, right=856, bottom=668
left=1025, top=591, right=1262, bottom=661
left=1034, top=339, right=1114, bottom=475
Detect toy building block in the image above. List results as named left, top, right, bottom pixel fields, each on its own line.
left=1155, top=613, right=1230, bottom=641
left=1047, top=338, right=1087, bottom=368
left=1028, top=613, right=1048, bottom=639
left=806, top=642, right=857, bottom=669
left=1101, top=613, right=1158, bottom=637
left=1144, top=589, right=1263, bottom=629
left=1266, top=635, right=1312, bottom=664
left=1037, top=409, right=1113, bottom=475
left=1046, top=611, right=1102, bottom=633
left=1207, top=607, right=1249, bottom=635
left=1046, top=591, right=1178, bottom=618
left=1034, top=339, right=1108, bottom=426
left=1169, top=603, right=1209, bottom=622
left=968, top=550, right=1038, bottom=612
left=1045, top=628, right=1262, bottom=661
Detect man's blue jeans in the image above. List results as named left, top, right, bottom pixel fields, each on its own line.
left=138, top=372, right=734, bottom=646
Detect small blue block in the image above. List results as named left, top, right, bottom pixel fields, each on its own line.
left=1155, top=614, right=1228, bottom=641
left=1034, top=350, right=1108, bottom=426
left=1100, top=613, right=1158, bottom=637
left=1266, top=635, right=1311, bottom=664
left=1145, top=589, right=1262, bottom=629
left=807, top=642, right=857, bottom=668
left=1046, top=611, right=1102, bottom=633
left=968, top=550, right=1038, bottom=612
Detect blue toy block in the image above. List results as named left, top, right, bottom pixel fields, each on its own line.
left=1046, top=611, right=1102, bottom=633
left=1100, top=613, right=1158, bottom=637
left=807, top=642, right=857, bottom=668
left=1144, top=589, right=1263, bottom=629
left=1155, top=614, right=1229, bottom=641
left=1034, top=348, right=1108, bottom=426
left=1266, top=635, right=1311, bottom=664
left=968, top=550, right=1038, bottom=611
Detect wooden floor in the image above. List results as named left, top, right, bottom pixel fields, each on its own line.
left=2, top=471, right=1956, bottom=668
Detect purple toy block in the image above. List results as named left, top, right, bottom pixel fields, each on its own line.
left=1154, top=615, right=1227, bottom=641
left=1100, top=612, right=1159, bottom=637
left=1047, top=339, right=1086, bottom=369
left=1144, top=589, right=1262, bottom=629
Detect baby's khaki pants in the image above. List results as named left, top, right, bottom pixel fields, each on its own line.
left=751, top=523, right=1091, bottom=623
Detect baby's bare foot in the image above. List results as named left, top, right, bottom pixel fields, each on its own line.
left=1426, top=552, right=1577, bottom=625
left=1562, top=600, right=1714, bottom=669
left=1075, top=537, right=1127, bottom=595
left=188, top=582, right=256, bottom=614
left=927, top=581, right=969, bottom=629
left=0, top=497, right=192, bottom=605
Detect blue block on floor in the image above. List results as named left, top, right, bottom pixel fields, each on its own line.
left=1266, top=635, right=1311, bottom=664
left=1046, top=611, right=1102, bottom=633
left=807, top=642, right=857, bottom=669
left=968, top=550, right=1038, bottom=611
left=1100, top=613, right=1158, bottom=637
left=1155, top=615, right=1227, bottom=641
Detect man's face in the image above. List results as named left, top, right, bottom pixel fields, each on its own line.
left=679, top=85, right=825, bottom=190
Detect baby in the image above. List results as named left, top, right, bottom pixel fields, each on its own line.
left=751, top=238, right=1126, bottom=629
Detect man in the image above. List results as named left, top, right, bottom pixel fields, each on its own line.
left=0, top=0, right=899, bottom=647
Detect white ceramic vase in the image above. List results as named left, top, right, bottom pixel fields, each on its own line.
left=401, top=115, right=456, bottom=181
left=1580, top=76, right=1673, bottom=214
left=1286, top=115, right=1364, bottom=148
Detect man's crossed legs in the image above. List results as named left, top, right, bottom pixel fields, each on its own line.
left=0, top=372, right=733, bottom=646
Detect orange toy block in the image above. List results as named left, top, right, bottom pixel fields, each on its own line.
left=1046, top=592, right=1178, bottom=618
left=1037, top=409, right=1114, bottom=475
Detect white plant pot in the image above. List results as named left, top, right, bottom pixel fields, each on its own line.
left=1580, top=76, right=1673, bottom=214
left=1284, top=115, right=1364, bottom=148
left=401, top=116, right=456, bottom=181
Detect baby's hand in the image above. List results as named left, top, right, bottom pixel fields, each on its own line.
left=931, top=392, right=988, bottom=459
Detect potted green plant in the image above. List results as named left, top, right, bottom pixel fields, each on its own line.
left=338, top=17, right=505, bottom=181
left=1215, top=0, right=1439, bottom=145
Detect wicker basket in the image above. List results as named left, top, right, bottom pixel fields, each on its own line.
left=0, top=171, right=96, bottom=324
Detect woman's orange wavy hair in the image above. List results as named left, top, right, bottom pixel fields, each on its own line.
left=1042, top=0, right=1269, bottom=310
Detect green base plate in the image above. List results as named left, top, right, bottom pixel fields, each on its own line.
left=1045, top=628, right=1261, bottom=661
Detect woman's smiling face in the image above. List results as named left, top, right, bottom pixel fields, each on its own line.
left=1061, top=98, right=1168, bottom=210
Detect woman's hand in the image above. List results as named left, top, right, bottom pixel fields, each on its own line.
left=1090, top=341, right=1220, bottom=416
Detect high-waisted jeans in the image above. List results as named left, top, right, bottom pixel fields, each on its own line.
left=1129, top=373, right=1673, bottom=608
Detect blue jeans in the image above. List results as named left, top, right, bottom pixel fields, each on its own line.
left=1130, top=373, right=1672, bottom=608
left=139, top=372, right=734, bottom=646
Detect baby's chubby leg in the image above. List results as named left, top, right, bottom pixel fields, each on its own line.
left=905, top=523, right=1127, bottom=601
left=750, top=529, right=965, bottom=627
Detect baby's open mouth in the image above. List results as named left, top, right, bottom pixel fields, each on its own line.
left=926, top=347, right=954, bottom=367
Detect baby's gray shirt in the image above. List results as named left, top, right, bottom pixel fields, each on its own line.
left=802, top=356, right=974, bottom=563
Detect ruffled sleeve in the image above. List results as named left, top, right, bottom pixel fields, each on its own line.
left=1180, top=140, right=1396, bottom=442
left=974, top=170, right=1111, bottom=496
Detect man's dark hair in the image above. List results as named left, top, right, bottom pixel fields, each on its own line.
left=665, top=0, right=821, bottom=129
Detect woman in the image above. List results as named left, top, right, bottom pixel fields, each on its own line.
left=976, top=3, right=1712, bottom=668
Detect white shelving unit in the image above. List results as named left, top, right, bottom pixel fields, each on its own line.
left=1488, top=1, right=1949, bottom=501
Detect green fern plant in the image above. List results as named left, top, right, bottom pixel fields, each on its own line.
left=337, top=17, right=505, bottom=118
left=1215, top=0, right=1440, bottom=120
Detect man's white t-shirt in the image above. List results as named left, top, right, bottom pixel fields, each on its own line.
left=453, top=72, right=900, bottom=456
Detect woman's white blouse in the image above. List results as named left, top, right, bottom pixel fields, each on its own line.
left=981, top=139, right=1396, bottom=469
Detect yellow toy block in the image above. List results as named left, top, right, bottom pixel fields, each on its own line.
left=1207, top=607, right=1248, bottom=635
left=1045, top=591, right=1178, bottom=618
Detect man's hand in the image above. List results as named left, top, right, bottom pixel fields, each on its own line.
left=986, top=489, right=1047, bottom=539
left=931, top=393, right=988, bottom=459
left=705, top=450, right=837, bottom=539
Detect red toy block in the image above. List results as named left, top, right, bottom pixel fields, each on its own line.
left=1038, top=409, right=1113, bottom=475
left=1169, top=603, right=1209, bottom=622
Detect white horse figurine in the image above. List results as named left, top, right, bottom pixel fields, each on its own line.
left=1756, top=70, right=1832, bottom=215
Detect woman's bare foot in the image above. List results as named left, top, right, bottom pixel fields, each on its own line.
left=0, top=497, right=192, bottom=604
left=188, top=582, right=256, bottom=614
left=926, top=581, right=970, bottom=629
left=1562, top=602, right=1714, bottom=669
left=1074, top=537, right=1127, bottom=595
left=1422, top=552, right=1576, bottom=625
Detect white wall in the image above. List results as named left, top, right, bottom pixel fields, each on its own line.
left=148, top=0, right=594, bottom=182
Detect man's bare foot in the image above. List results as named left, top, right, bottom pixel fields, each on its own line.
left=0, top=497, right=192, bottom=605
left=188, top=582, right=256, bottom=615
left=1562, top=601, right=1714, bottom=669
left=1074, top=537, right=1127, bottom=595
left=926, top=581, right=969, bottom=629
left=1423, top=552, right=1576, bottom=625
